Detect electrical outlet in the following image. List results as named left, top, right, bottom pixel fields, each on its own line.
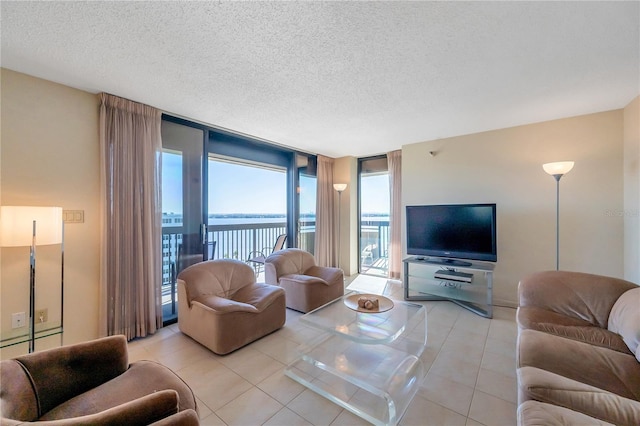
left=36, top=308, right=48, bottom=323
left=11, top=312, right=26, bottom=329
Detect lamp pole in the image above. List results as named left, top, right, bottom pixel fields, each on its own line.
left=543, top=162, right=574, bottom=271
left=333, top=183, right=347, bottom=270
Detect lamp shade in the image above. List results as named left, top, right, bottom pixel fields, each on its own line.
left=0, top=206, right=63, bottom=247
left=333, top=183, right=347, bottom=192
left=543, top=161, right=574, bottom=176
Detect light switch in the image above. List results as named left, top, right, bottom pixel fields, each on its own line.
left=63, top=210, right=84, bottom=223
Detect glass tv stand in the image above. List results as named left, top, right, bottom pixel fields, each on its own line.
left=403, top=256, right=495, bottom=318
left=285, top=293, right=427, bottom=426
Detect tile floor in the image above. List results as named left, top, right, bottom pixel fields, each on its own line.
left=128, top=280, right=518, bottom=425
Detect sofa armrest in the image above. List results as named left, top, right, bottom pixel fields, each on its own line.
left=3, top=390, right=180, bottom=426
left=518, top=271, right=637, bottom=328
left=13, top=336, right=129, bottom=416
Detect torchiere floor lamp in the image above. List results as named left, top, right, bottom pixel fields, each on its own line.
left=333, top=183, right=347, bottom=270
left=542, top=161, right=574, bottom=271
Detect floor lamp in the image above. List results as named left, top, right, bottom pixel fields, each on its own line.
left=542, top=162, right=574, bottom=271
left=1, top=206, right=64, bottom=353
left=333, top=183, right=347, bottom=270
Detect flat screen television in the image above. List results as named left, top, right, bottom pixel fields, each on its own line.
left=406, top=203, right=497, bottom=266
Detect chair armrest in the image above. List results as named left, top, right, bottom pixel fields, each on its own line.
left=192, top=295, right=258, bottom=313
left=13, top=390, right=180, bottom=426
left=518, top=271, right=637, bottom=328
left=149, top=408, right=200, bottom=426
left=233, top=283, right=285, bottom=312
left=304, top=266, right=343, bottom=285
left=13, top=336, right=129, bottom=416
left=280, top=274, right=327, bottom=286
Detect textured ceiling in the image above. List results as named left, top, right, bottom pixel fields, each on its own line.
left=1, top=1, right=638, bottom=158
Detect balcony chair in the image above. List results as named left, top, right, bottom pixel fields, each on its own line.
left=264, top=248, right=344, bottom=313
left=246, top=233, right=287, bottom=276
left=177, top=259, right=286, bottom=355
left=0, top=335, right=199, bottom=425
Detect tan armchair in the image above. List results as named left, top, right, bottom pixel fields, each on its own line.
left=264, top=248, right=344, bottom=313
left=177, top=259, right=286, bottom=355
left=0, top=335, right=198, bottom=425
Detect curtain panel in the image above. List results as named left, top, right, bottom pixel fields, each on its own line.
left=387, top=150, right=402, bottom=280
left=314, top=155, right=336, bottom=267
left=99, top=93, right=163, bottom=340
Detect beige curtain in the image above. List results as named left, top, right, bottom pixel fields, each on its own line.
left=388, top=150, right=402, bottom=280
left=99, top=93, right=163, bottom=340
left=314, top=155, right=336, bottom=267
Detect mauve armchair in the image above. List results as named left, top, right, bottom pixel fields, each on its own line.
left=0, top=335, right=198, bottom=425
left=177, top=259, right=286, bottom=355
left=264, top=248, right=344, bottom=313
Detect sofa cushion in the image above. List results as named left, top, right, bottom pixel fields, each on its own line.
left=518, top=366, right=640, bottom=426
left=608, top=287, right=640, bottom=362
left=517, top=400, right=615, bottom=426
left=518, top=329, right=640, bottom=401
left=517, top=306, right=631, bottom=354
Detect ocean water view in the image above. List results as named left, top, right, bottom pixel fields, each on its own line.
left=162, top=213, right=389, bottom=226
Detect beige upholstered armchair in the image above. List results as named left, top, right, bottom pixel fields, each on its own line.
left=264, top=248, right=344, bottom=313
left=177, top=259, right=286, bottom=355
left=0, top=335, right=198, bottom=425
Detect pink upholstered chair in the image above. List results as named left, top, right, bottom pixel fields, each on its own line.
left=177, top=259, right=286, bottom=355
left=264, top=248, right=344, bottom=313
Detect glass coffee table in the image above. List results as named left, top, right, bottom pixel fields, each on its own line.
left=285, top=293, right=427, bottom=426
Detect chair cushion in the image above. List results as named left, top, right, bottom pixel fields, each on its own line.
left=40, top=360, right=197, bottom=420
left=608, top=287, right=640, bottom=362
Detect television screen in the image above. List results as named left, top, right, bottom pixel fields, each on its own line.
left=406, top=203, right=497, bottom=264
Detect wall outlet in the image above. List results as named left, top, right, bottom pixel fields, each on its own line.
left=36, top=308, right=48, bottom=323
left=11, top=312, right=26, bottom=329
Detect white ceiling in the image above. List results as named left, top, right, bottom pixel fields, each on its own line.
left=1, top=1, right=638, bottom=158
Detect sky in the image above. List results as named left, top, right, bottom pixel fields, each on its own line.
left=162, top=153, right=389, bottom=216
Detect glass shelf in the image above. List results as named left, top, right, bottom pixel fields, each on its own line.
left=403, top=257, right=494, bottom=318
left=0, top=322, right=63, bottom=349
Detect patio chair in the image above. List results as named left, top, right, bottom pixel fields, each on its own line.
left=246, top=234, right=287, bottom=276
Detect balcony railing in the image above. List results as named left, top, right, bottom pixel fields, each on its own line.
left=161, top=219, right=390, bottom=319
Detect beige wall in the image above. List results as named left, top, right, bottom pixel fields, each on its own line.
left=623, top=96, right=640, bottom=283
left=403, top=110, right=625, bottom=306
left=0, top=69, right=100, bottom=358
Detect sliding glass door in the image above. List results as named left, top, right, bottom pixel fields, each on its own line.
left=359, top=156, right=390, bottom=276
left=161, top=120, right=206, bottom=324
left=161, top=116, right=317, bottom=323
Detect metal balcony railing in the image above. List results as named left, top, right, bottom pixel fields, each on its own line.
left=161, top=219, right=390, bottom=318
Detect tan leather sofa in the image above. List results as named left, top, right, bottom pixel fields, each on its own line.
left=264, top=248, right=344, bottom=313
left=516, top=270, right=640, bottom=425
left=177, top=259, right=286, bottom=355
left=0, top=335, right=198, bottom=425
